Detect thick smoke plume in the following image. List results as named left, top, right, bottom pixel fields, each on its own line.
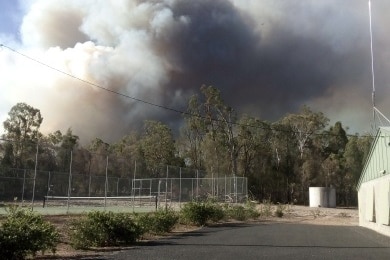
left=1, top=0, right=390, bottom=142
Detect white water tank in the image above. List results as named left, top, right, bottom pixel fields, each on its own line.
left=309, top=187, right=336, bottom=208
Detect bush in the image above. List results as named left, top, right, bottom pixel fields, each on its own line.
left=244, top=201, right=261, bottom=219
left=136, top=209, right=179, bottom=235
left=180, top=201, right=224, bottom=226
left=259, top=199, right=273, bottom=217
left=225, top=205, right=247, bottom=221
left=223, top=202, right=260, bottom=221
left=135, top=213, right=154, bottom=235
left=274, top=203, right=286, bottom=218
left=69, top=211, right=141, bottom=249
left=153, top=209, right=179, bottom=234
left=0, top=205, right=59, bottom=259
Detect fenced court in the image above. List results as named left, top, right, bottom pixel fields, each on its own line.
left=0, top=167, right=248, bottom=215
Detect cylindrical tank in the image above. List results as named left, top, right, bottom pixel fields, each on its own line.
left=309, top=187, right=336, bottom=208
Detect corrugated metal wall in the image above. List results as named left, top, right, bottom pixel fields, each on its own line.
left=358, top=128, right=390, bottom=187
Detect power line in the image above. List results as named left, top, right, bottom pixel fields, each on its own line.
left=0, top=44, right=185, bottom=115
left=0, top=43, right=370, bottom=139
left=0, top=43, right=258, bottom=128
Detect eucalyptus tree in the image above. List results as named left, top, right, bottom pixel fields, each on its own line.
left=200, top=131, right=229, bottom=178
left=279, top=106, right=329, bottom=203
left=181, top=85, right=240, bottom=176
left=54, top=128, right=80, bottom=172
left=236, top=116, right=273, bottom=200
left=140, top=120, right=176, bottom=177
left=36, top=131, right=62, bottom=171
left=280, top=106, right=329, bottom=159
left=0, top=141, right=14, bottom=170
left=180, top=94, right=207, bottom=169
left=343, top=135, right=362, bottom=184
left=110, top=132, right=143, bottom=177
left=86, top=138, right=110, bottom=176
left=2, top=103, right=43, bottom=168
left=341, top=133, right=373, bottom=205
left=269, top=122, right=299, bottom=202
left=200, top=85, right=239, bottom=176
left=321, top=121, right=349, bottom=157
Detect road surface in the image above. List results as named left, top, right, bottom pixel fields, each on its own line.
left=107, top=222, right=390, bottom=260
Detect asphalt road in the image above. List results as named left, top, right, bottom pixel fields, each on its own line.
left=107, top=222, right=390, bottom=260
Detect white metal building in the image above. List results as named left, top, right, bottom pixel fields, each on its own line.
left=358, top=127, right=390, bottom=236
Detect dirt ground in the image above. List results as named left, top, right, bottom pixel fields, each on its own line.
left=36, top=205, right=359, bottom=259
left=264, top=205, right=359, bottom=226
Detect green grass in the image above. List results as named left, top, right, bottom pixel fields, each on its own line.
left=0, top=204, right=157, bottom=215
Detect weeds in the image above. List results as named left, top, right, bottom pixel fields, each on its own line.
left=337, top=212, right=350, bottom=218
left=259, top=199, right=273, bottom=217
left=274, top=203, right=286, bottom=218
left=311, top=208, right=321, bottom=218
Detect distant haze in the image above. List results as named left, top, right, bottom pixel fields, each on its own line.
left=1, top=0, right=390, bottom=142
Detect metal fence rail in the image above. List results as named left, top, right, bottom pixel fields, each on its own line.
left=0, top=168, right=247, bottom=209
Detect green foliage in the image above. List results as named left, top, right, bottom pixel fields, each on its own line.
left=1, top=90, right=374, bottom=206
left=140, top=120, right=177, bottom=176
left=223, top=201, right=260, bottom=221
left=259, top=199, right=273, bottom=217
left=274, top=203, right=286, bottom=218
left=0, top=205, right=59, bottom=259
left=69, top=211, right=141, bottom=249
left=244, top=201, right=261, bottom=219
left=136, top=209, right=179, bottom=235
left=3, top=103, right=43, bottom=168
left=224, top=204, right=247, bottom=221
left=180, top=201, right=225, bottom=226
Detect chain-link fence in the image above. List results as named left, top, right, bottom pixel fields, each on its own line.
left=0, top=167, right=247, bottom=210
left=0, top=141, right=247, bottom=211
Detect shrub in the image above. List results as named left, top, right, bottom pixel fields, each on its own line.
left=153, top=209, right=179, bottom=234
left=209, top=204, right=225, bottom=223
left=0, top=205, right=59, bottom=259
left=69, top=211, right=141, bottom=249
left=244, top=201, right=261, bottom=219
left=135, top=213, right=154, bottom=235
left=259, top=199, right=273, bottom=217
left=225, top=204, right=247, bottom=221
left=223, top=201, right=260, bottom=221
left=136, top=209, right=179, bottom=235
left=274, top=203, right=286, bottom=218
left=180, top=201, right=224, bottom=226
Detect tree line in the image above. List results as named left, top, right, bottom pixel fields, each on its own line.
left=0, top=85, right=372, bottom=206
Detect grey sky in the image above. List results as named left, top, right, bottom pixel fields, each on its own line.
left=1, top=0, right=389, bottom=142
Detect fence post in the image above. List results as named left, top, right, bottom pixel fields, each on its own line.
left=31, top=141, right=39, bottom=210
left=196, top=170, right=199, bottom=199
left=104, top=155, right=108, bottom=209
left=66, top=151, right=73, bottom=214
left=158, top=179, right=161, bottom=208
left=165, top=165, right=168, bottom=210
left=116, top=178, right=119, bottom=196
left=21, top=169, right=26, bottom=207
left=211, top=167, right=214, bottom=199
left=88, top=169, right=92, bottom=198
left=46, top=171, right=51, bottom=198
left=132, top=161, right=136, bottom=212
left=225, top=175, right=227, bottom=202
left=179, top=167, right=182, bottom=208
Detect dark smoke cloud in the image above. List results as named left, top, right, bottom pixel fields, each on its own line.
left=161, top=1, right=369, bottom=118
left=1, top=0, right=390, bottom=142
